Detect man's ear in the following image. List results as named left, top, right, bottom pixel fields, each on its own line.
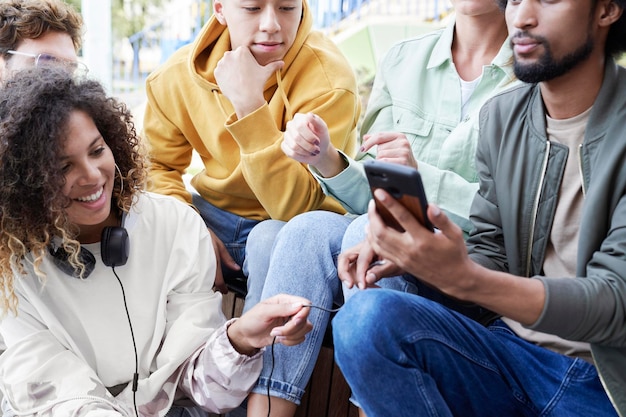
left=214, top=0, right=227, bottom=25
left=598, top=0, right=623, bottom=27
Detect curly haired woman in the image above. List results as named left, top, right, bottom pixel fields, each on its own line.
left=0, top=67, right=312, bottom=417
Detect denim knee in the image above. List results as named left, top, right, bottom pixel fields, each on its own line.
left=244, top=219, right=286, bottom=310
left=245, top=219, right=286, bottom=265
left=278, top=211, right=351, bottom=250
left=334, top=290, right=447, bottom=354
left=341, top=213, right=368, bottom=250
left=248, top=211, right=353, bottom=402
left=192, top=192, right=257, bottom=266
left=333, top=290, right=393, bottom=353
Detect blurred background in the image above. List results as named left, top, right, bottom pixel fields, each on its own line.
left=73, top=0, right=453, bottom=113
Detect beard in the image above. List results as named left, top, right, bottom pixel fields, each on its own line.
left=512, top=33, right=594, bottom=83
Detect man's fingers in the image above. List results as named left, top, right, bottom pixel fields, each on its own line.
left=372, top=188, right=430, bottom=234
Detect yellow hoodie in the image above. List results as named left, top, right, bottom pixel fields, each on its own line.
left=143, top=0, right=360, bottom=221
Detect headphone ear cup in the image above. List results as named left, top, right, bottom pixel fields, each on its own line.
left=48, top=245, right=96, bottom=278
left=101, top=226, right=129, bottom=267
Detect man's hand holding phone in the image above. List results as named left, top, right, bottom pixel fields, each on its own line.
left=366, top=186, right=475, bottom=300
left=339, top=160, right=440, bottom=290
left=364, top=160, right=434, bottom=232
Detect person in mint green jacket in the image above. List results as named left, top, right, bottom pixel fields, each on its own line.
left=304, top=15, right=516, bottom=233
left=242, top=0, right=519, bottom=415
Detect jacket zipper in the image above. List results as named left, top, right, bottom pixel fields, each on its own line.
left=578, top=143, right=587, bottom=197
left=526, top=140, right=551, bottom=277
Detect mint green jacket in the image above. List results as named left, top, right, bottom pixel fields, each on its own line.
left=313, top=18, right=518, bottom=234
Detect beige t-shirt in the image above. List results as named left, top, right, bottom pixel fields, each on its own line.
left=503, top=107, right=592, bottom=362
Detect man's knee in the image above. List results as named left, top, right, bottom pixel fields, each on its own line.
left=333, top=290, right=396, bottom=351
left=333, top=290, right=454, bottom=349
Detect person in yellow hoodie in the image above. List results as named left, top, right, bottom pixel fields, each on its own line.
left=143, top=0, right=360, bottom=294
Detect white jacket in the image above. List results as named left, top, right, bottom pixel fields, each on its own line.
left=0, top=192, right=262, bottom=416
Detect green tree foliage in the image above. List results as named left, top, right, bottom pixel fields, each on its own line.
left=67, top=0, right=164, bottom=40
left=111, top=0, right=164, bottom=40
left=65, top=0, right=80, bottom=11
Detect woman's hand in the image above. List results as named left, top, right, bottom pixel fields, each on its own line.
left=226, top=294, right=313, bottom=355
left=338, top=239, right=403, bottom=290
left=362, top=132, right=418, bottom=169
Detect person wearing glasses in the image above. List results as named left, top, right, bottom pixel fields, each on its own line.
left=0, top=0, right=86, bottom=360
left=2, top=49, right=88, bottom=77
left=0, top=0, right=85, bottom=81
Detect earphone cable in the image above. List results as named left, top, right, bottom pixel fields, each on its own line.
left=301, top=304, right=342, bottom=313
left=266, top=336, right=277, bottom=417
left=112, top=266, right=139, bottom=417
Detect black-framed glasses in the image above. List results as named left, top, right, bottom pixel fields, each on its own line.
left=5, top=50, right=89, bottom=77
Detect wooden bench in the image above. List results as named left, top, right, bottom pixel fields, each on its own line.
left=218, top=291, right=359, bottom=417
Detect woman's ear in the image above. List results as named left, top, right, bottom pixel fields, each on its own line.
left=214, top=0, right=227, bottom=25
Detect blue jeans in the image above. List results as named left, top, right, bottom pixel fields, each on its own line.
left=192, top=193, right=297, bottom=311
left=244, top=211, right=354, bottom=404
left=192, top=193, right=259, bottom=273
left=243, top=218, right=286, bottom=313
left=333, top=290, right=618, bottom=417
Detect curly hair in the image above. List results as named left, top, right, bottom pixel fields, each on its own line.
left=0, top=0, right=83, bottom=54
left=496, top=0, right=626, bottom=57
left=0, top=67, right=147, bottom=316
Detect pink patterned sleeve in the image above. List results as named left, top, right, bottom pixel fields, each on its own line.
left=178, top=319, right=264, bottom=413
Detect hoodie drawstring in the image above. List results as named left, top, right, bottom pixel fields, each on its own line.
left=275, top=70, right=293, bottom=121
left=212, top=88, right=230, bottom=119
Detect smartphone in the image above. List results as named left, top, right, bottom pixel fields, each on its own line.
left=364, top=160, right=434, bottom=232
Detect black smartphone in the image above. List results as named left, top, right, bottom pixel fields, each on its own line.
left=364, top=160, right=434, bottom=232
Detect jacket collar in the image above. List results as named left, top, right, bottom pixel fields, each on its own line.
left=529, top=59, right=621, bottom=146
left=427, top=16, right=513, bottom=82
left=427, top=17, right=455, bottom=70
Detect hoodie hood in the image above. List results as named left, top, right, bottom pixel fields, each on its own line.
left=143, top=0, right=359, bottom=221
left=188, top=0, right=313, bottom=91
